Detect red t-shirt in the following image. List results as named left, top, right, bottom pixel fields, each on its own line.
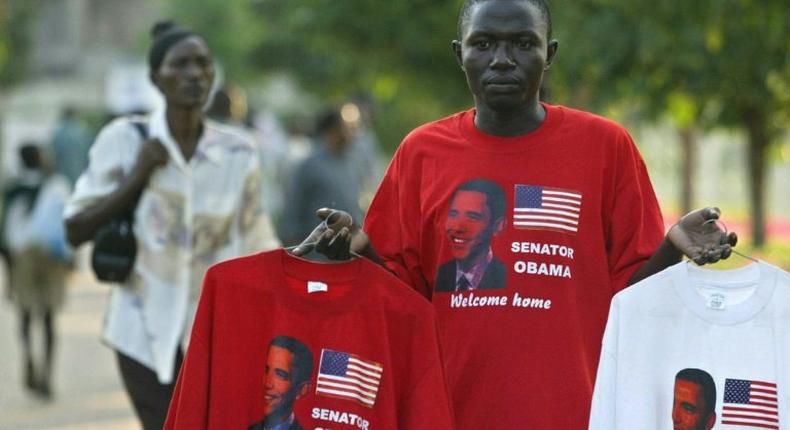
left=164, top=249, right=454, bottom=430
left=364, top=104, right=664, bottom=428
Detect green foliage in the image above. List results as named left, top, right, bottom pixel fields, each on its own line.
left=0, top=0, right=39, bottom=86
left=165, top=0, right=470, bottom=151
left=550, top=0, right=788, bottom=134
left=163, top=0, right=787, bottom=154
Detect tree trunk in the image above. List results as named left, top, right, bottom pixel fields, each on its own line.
left=679, top=127, right=697, bottom=215
left=744, top=107, right=770, bottom=248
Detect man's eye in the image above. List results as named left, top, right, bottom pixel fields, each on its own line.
left=474, top=40, right=491, bottom=49
left=517, top=40, right=533, bottom=49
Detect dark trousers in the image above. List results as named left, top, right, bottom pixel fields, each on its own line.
left=116, top=349, right=183, bottom=430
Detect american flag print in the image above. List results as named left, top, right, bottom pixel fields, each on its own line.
left=315, top=349, right=383, bottom=408
left=513, top=185, right=582, bottom=233
left=722, top=378, right=779, bottom=429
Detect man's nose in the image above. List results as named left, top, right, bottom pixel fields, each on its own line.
left=490, top=43, right=516, bottom=69
left=447, top=217, right=463, bottom=230
left=184, top=62, right=205, bottom=79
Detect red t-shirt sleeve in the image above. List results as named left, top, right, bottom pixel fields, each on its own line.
left=365, top=141, right=431, bottom=298
left=164, top=269, right=216, bottom=429
left=604, top=129, right=664, bottom=293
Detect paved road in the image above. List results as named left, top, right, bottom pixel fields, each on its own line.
left=0, top=258, right=138, bottom=430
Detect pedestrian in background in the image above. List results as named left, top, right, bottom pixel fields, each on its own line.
left=64, top=21, right=279, bottom=430
left=2, top=143, right=72, bottom=399
left=49, top=106, right=92, bottom=187
left=280, top=108, right=364, bottom=246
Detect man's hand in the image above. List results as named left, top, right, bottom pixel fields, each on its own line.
left=667, top=207, right=738, bottom=265
left=291, top=208, right=355, bottom=260
left=133, top=138, right=168, bottom=179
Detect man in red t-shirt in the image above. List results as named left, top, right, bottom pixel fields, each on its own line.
left=293, top=0, right=737, bottom=428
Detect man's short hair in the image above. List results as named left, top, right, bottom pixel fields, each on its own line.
left=453, top=179, right=507, bottom=222
left=457, top=0, right=553, bottom=40
left=19, top=143, right=42, bottom=170
left=676, top=368, right=717, bottom=414
left=269, top=336, right=314, bottom=386
left=315, top=108, right=344, bottom=135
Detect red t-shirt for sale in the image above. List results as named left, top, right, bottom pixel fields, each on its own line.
left=165, top=249, right=454, bottom=430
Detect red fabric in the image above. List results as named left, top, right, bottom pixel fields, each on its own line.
left=364, top=104, right=664, bottom=429
left=164, top=249, right=454, bottom=430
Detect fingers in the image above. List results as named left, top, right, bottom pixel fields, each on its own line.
left=324, top=210, right=353, bottom=231
left=290, top=240, right=315, bottom=256
left=720, top=244, right=732, bottom=260
left=326, top=227, right=352, bottom=260
left=315, top=207, right=334, bottom=221
left=701, top=207, right=721, bottom=221
left=314, top=226, right=352, bottom=260
left=726, top=231, right=738, bottom=247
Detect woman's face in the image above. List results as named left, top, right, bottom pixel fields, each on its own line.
left=152, top=36, right=214, bottom=109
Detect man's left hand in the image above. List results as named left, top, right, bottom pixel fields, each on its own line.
left=667, top=207, right=738, bottom=265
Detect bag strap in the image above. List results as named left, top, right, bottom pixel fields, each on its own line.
left=129, top=119, right=149, bottom=140
left=123, top=118, right=150, bottom=223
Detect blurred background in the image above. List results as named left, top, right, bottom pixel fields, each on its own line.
left=0, top=0, right=787, bottom=428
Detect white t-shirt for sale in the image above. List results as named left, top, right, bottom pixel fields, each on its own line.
left=589, top=261, right=790, bottom=429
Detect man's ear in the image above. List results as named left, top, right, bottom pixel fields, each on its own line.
left=544, top=39, right=559, bottom=70
left=296, top=382, right=310, bottom=399
left=705, top=412, right=716, bottom=430
left=451, top=40, right=464, bottom=71
left=492, top=218, right=505, bottom=235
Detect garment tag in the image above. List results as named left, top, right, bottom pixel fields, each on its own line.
left=308, top=281, right=328, bottom=294
left=707, top=293, right=726, bottom=310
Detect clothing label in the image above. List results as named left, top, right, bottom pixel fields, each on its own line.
left=707, top=292, right=726, bottom=310
left=308, top=281, right=328, bottom=293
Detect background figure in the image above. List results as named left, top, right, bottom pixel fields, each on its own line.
left=344, top=94, right=383, bottom=210
left=49, top=106, right=92, bottom=186
left=673, top=368, right=717, bottom=430
left=2, top=143, right=72, bottom=399
left=248, top=336, right=313, bottom=430
left=64, top=21, right=280, bottom=430
left=279, top=108, right=363, bottom=246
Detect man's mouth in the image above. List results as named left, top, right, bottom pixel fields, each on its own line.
left=451, top=236, right=470, bottom=245
left=182, top=84, right=205, bottom=97
left=485, top=75, right=520, bottom=85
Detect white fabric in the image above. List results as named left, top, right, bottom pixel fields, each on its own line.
left=589, top=261, right=790, bottom=429
left=65, top=106, right=280, bottom=383
left=6, top=172, right=71, bottom=254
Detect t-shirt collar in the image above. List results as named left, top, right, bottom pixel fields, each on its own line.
left=671, top=260, right=778, bottom=325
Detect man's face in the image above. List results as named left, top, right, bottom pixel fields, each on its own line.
left=453, top=0, right=557, bottom=113
left=263, top=346, right=299, bottom=417
left=672, top=379, right=715, bottom=430
left=445, top=190, right=501, bottom=267
left=152, top=36, right=215, bottom=109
